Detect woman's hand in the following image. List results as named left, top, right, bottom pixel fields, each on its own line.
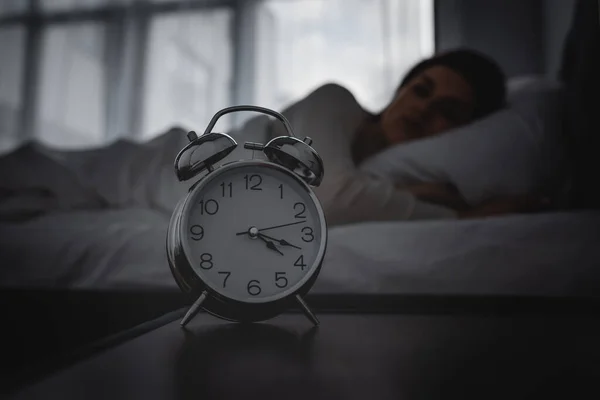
left=457, top=195, right=551, bottom=219
left=402, top=182, right=551, bottom=218
left=402, top=182, right=470, bottom=211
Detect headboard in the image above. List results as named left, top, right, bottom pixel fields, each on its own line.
left=559, top=0, right=600, bottom=209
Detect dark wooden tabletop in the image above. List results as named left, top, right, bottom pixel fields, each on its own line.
left=8, top=309, right=600, bottom=400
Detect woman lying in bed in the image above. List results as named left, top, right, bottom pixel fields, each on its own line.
left=269, top=48, right=549, bottom=226
left=8, top=49, right=542, bottom=225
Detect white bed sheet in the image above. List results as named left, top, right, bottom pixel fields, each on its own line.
left=322, top=211, right=600, bottom=296
left=1, top=210, right=599, bottom=296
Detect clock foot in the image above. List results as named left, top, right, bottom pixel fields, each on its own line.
left=295, top=294, right=319, bottom=326
left=181, top=291, right=208, bottom=327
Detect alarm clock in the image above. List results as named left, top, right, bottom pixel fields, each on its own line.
left=167, top=105, right=326, bottom=327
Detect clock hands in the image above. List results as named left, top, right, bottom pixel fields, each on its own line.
left=257, top=233, right=302, bottom=250
left=257, top=234, right=284, bottom=256
left=235, top=220, right=306, bottom=236
left=236, top=224, right=303, bottom=254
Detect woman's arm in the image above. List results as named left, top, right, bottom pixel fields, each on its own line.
left=401, top=182, right=470, bottom=211
left=457, top=195, right=551, bottom=219
left=322, top=173, right=457, bottom=227
left=402, top=182, right=551, bottom=218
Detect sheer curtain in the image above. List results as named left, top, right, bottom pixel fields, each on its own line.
left=35, top=22, right=107, bottom=149
left=254, top=0, right=434, bottom=114
left=0, top=0, right=434, bottom=152
left=0, top=0, right=28, bottom=15
left=141, top=10, right=233, bottom=139
left=0, top=26, right=25, bottom=154
left=39, top=0, right=134, bottom=12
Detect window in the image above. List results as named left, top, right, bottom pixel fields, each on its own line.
left=0, top=26, right=25, bottom=153
left=255, top=0, right=434, bottom=113
left=40, top=0, right=133, bottom=13
left=141, top=10, right=234, bottom=139
left=0, top=0, right=435, bottom=152
left=0, top=0, right=28, bottom=16
left=35, top=22, right=107, bottom=148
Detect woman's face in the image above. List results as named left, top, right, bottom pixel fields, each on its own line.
left=380, top=65, right=476, bottom=144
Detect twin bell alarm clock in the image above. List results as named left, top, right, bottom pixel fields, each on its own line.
left=166, top=106, right=327, bottom=327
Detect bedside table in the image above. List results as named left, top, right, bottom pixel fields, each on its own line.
left=6, top=299, right=600, bottom=400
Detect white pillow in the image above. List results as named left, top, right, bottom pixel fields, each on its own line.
left=359, top=77, right=566, bottom=205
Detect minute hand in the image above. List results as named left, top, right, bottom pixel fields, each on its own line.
left=258, top=220, right=307, bottom=232
left=235, top=220, right=306, bottom=236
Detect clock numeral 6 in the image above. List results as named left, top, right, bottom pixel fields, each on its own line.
left=294, top=202, right=306, bottom=219
left=189, top=224, right=204, bottom=240
left=200, top=253, right=213, bottom=270
left=247, top=280, right=261, bottom=296
left=301, top=226, right=314, bottom=242
left=294, top=255, right=307, bottom=271
left=198, top=199, right=219, bottom=215
left=275, top=272, right=288, bottom=288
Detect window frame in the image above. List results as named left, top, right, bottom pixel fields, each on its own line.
left=0, top=0, right=436, bottom=143
left=0, top=0, right=239, bottom=142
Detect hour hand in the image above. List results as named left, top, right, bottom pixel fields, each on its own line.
left=257, top=235, right=284, bottom=256
left=258, top=233, right=301, bottom=250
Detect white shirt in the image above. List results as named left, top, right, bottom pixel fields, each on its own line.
left=268, top=83, right=457, bottom=226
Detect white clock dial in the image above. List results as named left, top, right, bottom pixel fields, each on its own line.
left=180, top=162, right=325, bottom=303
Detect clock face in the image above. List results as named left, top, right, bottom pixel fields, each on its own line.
left=180, top=161, right=326, bottom=303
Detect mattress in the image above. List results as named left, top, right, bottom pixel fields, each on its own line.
left=0, top=210, right=599, bottom=297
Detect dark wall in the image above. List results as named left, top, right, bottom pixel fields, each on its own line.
left=543, top=0, right=576, bottom=76
left=435, top=0, right=464, bottom=51
left=463, top=0, right=543, bottom=77
left=435, top=0, right=574, bottom=78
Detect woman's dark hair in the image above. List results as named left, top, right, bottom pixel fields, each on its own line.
left=398, top=48, right=507, bottom=119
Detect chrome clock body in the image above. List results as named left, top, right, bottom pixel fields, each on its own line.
left=166, top=105, right=326, bottom=326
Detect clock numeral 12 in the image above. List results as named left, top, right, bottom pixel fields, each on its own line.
left=244, top=174, right=262, bottom=190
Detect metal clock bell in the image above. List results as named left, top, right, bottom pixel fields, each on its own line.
left=166, top=106, right=327, bottom=327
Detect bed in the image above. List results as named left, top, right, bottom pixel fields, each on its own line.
left=0, top=76, right=598, bottom=366
left=1, top=208, right=599, bottom=297
left=1, top=71, right=591, bottom=296
left=2, top=0, right=597, bottom=297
